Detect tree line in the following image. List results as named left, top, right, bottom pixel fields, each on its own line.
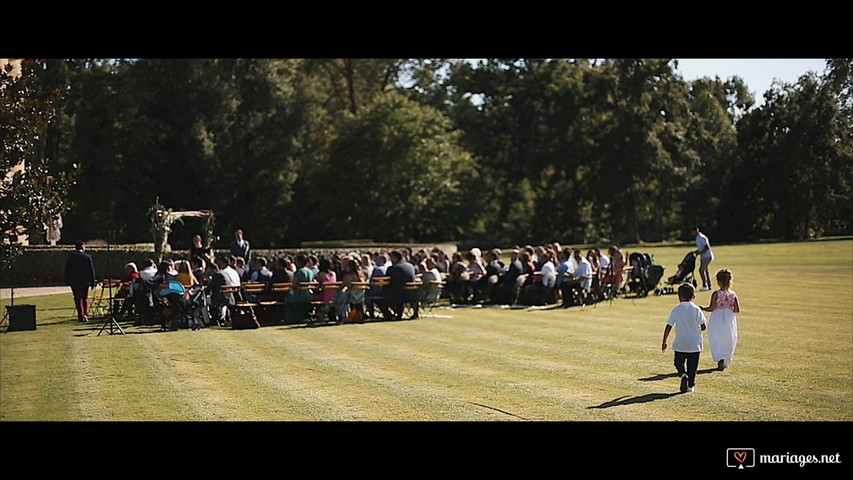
left=5, top=58, right=851, bottom=249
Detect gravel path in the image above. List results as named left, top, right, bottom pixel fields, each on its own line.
left=1, top=286, right=70, bottom=299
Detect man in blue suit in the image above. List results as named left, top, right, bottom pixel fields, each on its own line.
left=379, top=250, right=417, bottom=320
left=65, top=240, right=96, bottom=322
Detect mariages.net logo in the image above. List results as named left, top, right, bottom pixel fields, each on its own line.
left=727, top=448, right=756, bottom=469
left=727, top=448, right=843, bottom=469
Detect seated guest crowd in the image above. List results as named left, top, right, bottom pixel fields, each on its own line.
left=114, top=240, right=629, bottom=328
left=441, top=243, right=626, bottom=308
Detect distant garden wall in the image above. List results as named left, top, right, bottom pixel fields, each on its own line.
left=1, top=242, right=458, bottom=287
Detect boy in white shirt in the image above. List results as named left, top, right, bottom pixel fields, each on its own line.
left=661, top=283, right=707, bottom=393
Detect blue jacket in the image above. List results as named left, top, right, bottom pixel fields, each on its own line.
left=384, top=260, right=417, bottom=304
left=66, top=250, right=96, bottom=287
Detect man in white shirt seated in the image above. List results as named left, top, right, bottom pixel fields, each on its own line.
left=216, top=257, right=242, bottom=287
left=138, top=258, right=159, bottom=282
left=572, top=250, right=593, bottom=290
left=561, top=250, right=593, bottom=306
left=539, top=255, right=557, bottom=289
left=523, top=250, right=557, bottom=306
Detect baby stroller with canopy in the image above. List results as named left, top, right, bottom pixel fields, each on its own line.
left=186, top=285, right=211, bottom=329
left=158, top=281, right=188, bottom=331
left=625, top=252, right=665, bottom=297
left=132, top=277, right=158, bottom=325
left=657, top=251, right=697, bottom=295
left=157, top=281, right=210, bottom=331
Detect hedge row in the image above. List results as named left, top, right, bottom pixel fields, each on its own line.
left=1, top=243, right=458, bottom=287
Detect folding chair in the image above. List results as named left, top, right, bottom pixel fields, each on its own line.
left=297, top=281, right=319, bottom=324
left=421, top=280, right=445, bottom=315
left=91, top=279, right=122, bottom=317
left=402, top=281, right=423, bottom=319
left=260, top=282, right=290, bottom=324
left=366, top=276, right=390, bottom=319
left=345, top=281, right=370, bottom=323
left=512, top=273, right=529, bottom=306
left=239, top=282, right=266, bottom=307
left=239, top=281, right=269, bottom=323
left=311, top=281, right=341, bottom=324
left=218, top=285, right=241, bottom=326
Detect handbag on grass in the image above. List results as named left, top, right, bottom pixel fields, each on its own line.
left=231, top=307, right=260, bottom=330
left=346, top=308, right=365, bottom=324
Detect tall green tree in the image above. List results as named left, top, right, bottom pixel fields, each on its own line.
left=735, top=69, right=851, bottom=239
left=0, top=59, right=77, bottom=247
left=300, top=59, right=408, bottom=114
left=317, top=92, right=479, bottom=242
left=447, top=59, right=602, bottom=245
left=61, top=59, right=328, bottom=247
left=586, top=59, right=698, bottom=243
left=682, top=76, right=752, bottom=239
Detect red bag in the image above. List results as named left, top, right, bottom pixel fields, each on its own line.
left=346, top=308, right=365, bottom=324
left=231, top=307, right=260, bottom=330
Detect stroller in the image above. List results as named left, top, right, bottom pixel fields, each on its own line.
left=186, top=285, right=211, bottom=329
left=625, top=252, right=665, bottom=297
left=157, top=281, right=210, bottom=331
left=657, top=251, right=697, bottom=295
left=132, top=277, right=158, bottom=325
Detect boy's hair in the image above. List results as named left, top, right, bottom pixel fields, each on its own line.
left=677, top=282, right=695, bottom=301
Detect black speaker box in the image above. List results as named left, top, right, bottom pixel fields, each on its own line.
left=7, top=304, right=37, bottom=331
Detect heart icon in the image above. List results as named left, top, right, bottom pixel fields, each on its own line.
left=734, top=451, right=747, bottom=463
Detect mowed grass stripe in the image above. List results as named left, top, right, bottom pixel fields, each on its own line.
left=0, top=321, right=77, bottom=420
left=128, top=332, right=252, bottom=421
left=269, top=319, right=683, bottom=420
left=251, top=324, right=537, bottom=420
left=132, top=329, right=352, bottom=421
left=245, top=326, right=504, bottom=420
left=345, top=323, right=628, bottom=420
left=396, top=305, right=699, bottom=381
left=698, top=372, right=849, bottom=420
left=162, top=326, right=483, bottom=421
left=381, top=319, right=711, bottom=420
left=326, top=298, right=849, bottom=415
left=67, top=330, right=200, bottom=420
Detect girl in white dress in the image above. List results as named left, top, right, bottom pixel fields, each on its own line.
left=701, top=269, right=741, bottom=370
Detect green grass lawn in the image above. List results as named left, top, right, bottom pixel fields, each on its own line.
left=2, top=239, right=851, bottom=421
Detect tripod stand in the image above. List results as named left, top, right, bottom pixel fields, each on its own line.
left=0, top=239, right=17, bottom=330
left=96, top=229, right=125, bottom=336
left=0, top=282, right=12, bottom=329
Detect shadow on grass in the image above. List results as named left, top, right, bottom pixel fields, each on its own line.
left=33, top=306, right=77, bottom=312
left=281, top=314, right=420, bottom=330
left=71, top=315, right=173, bottom=336
left=638, top=368, right=718, bottom=382
left=587, top=392, right=683, bottom=409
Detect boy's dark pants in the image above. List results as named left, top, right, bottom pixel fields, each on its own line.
left=674, top=351, right=700, bottom=387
